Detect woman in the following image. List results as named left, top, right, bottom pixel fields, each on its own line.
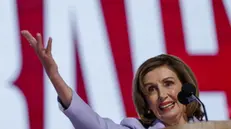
left=21, top=30, right=204, bottom=129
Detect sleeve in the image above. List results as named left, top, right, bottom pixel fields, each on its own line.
left=57, top=89, right=130, bottom=129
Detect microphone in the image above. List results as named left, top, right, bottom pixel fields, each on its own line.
left=177, top=83, right=208, bottom=121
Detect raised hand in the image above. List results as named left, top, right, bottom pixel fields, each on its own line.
left=21, top=30, right=72, bottom=107
left=21, top=30, right=58, bottom=76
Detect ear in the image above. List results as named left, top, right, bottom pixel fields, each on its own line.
left=183, top=105, right=187, bottom=112
left=183, top=105, right=188, bottom=121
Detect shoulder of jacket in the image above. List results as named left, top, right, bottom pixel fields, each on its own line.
left=120, top=117, right=145, bottom=129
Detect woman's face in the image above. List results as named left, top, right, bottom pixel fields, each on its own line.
left=143, top=65, right=186, bottom=125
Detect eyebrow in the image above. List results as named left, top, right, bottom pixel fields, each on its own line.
left=162, top=77, right=175, bottom=81
left=143, top=76, right=175, bottom=87
left=143, top=83, right=156, bottom=88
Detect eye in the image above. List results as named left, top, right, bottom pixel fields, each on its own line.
left=164, top=80, right=174, bottom=87
left=147, top=85, right=156, bottom=93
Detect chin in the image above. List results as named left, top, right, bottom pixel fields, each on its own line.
left=161, top=112, right=180, bottom=119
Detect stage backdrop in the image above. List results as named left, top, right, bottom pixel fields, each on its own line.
left=0, top=0, right=230, bottom=129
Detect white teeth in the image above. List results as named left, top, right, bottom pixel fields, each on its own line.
left=159, top=103, right=174, bottom=109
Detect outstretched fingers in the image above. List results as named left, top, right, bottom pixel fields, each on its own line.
left=21, top=30, right=53, bottom=56
left=46, top=37, right=52, bottom=54
left=21, top=30, right=37, bottom=48
left=36, top=33, right=45, bottom=53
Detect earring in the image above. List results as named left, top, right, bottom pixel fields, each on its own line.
left=147, top=109, right=151, bottom=114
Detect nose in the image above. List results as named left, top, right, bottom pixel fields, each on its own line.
left=158, top=87, right=168, bottom=101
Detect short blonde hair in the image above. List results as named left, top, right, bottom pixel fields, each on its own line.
left=133, top=54, right=204, bottom=125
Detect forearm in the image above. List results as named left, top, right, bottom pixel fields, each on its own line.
left=48, top=71, right=72, bottom=107
left=48, top=72, right=129, bottom=129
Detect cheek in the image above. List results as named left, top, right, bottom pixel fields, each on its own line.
left=146, top=95, right=158, bottom=109
left=168, top=89, right=179, bottom=101
left=169, top=85, right=182, bottom=100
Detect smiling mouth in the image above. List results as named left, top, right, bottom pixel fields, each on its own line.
left=159, top=102, right=175, bottom=111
